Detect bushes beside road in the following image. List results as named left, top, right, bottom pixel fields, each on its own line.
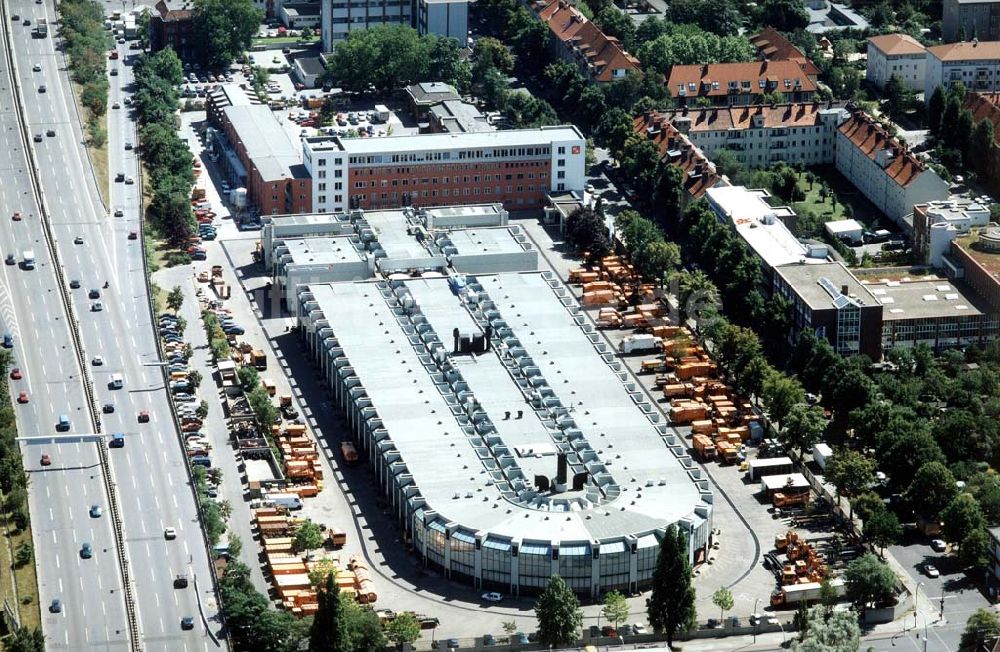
left=132, top=48, right=197, bottom=247
left=58, top=0, right=110, bottom=146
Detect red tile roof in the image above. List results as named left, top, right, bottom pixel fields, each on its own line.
left=867, top=33, right=926, bottom=57
left=666, top=61, right=817, bottom=100
left=927, top=40, right=1000, bottom=62
left=649, top=101, right=844, bottom=132
left=751, top=27, right=820, bottom=76
left=633, top=113, right=730, bottom=198
left=838, top=111, right=927, bottom=188
left=964, top=92, right=1000, bottom=146
left=533, top=0, right=640, bottom=83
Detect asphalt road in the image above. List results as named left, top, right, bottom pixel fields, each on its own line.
left=8, top=2, right=223, bottom=648
left=0, top=5, right=133, bottom=650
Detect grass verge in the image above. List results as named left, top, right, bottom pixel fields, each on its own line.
left=70, top=82, right=110, bottom=206
left=0, top=518, right=40, bottom=632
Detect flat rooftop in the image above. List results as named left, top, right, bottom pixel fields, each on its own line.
left=365, top=210, right=435, bottom=263
left=444, top=228, right=527, bottom=256
left=282, top=236, right=365, bottom=266
left=224, top=105, right=308, bottom=181
left=303, top=125, right=584, bottom=155
left=706, top=186, right=826, bottom=268
left=774, top=262, right=877, bottom=310
left=954, top=232, right=1000, bottom=277
left=306, top=273, right=707, bottom=542
left=859, top=274, right=987, bottom=320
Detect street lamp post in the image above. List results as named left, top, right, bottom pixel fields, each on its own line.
left=913, top=581, right=926, bottom=631
left=753, top=598, right=760, bottom=644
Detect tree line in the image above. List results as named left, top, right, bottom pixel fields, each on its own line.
left=131, top=47, right=198, bottom=248
left=58, top=0, right=111, bottom=147
left=928, top=83, right=996, bottom=182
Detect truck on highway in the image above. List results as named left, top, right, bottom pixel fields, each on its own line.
left=265, top=492, right=303, bottom=511
left=21, top=250, right=34, bottom=270
left=110, top=432, right=125, bottom=448
left=32, top=17, right=47, bottom=37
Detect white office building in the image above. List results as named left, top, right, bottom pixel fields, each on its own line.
left=320, top=0, right=468, bottom=50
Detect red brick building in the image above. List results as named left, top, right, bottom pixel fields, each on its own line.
left=150, top=0, right=195, bottom=61
left=213, top=104, right=312, bottom=216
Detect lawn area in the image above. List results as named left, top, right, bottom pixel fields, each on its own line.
left=70, top=82, right=110, bottom=206
left=791, top=166, right=881, bottom=227
left=0, top=521, right=40, bottom=631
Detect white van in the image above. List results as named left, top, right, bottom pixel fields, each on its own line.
left=110, top=373, right=124, bottom=389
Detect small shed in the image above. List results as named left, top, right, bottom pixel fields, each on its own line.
left=825, top=219, right=864, bottom=244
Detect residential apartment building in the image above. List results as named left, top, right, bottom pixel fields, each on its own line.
left=209, top=103, right=312, bottom=216
left=301, top=126, right=586, bottom=213
left=943, top=0, right=1000, bottom=42
left=634, top=113, right=731, bottom=199
left=912, top=197, right=991, bottom=266
left=926, top=41, right=1000, bottom=100
left=666, top=61, right=818, bottom=107
left=835, top=111, right=948, bottom=223
left=751, top=27, right=821, bottom=81
left=149, top=0, right=195, bottom=61
left=964, top=92, right=1000, bottom=194
left=866, top=33, right=927, bottom=91
left=645, top=102, right=849, bottom=168
left=531, top=0, right=640, bottom=83
left=319, top=0, right=468, bottom=51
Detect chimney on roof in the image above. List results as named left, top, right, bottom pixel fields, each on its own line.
left=841, top=285, right=849, bottom=295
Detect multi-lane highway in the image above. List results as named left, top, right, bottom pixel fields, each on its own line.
left=0, top=4, right=133, bottom=649
left=5, top=0, right=224, bottom=647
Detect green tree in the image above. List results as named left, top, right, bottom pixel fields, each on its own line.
left=594, top=6, right=636, bottom=51
left=341, top=598, right=387, bottom=652
left=237, top=366, right=260, bottom=393
left=825, top=448, right=876, bottom=519
left=844, top=553, right=896, bottom=612
left=167, top=285, right=185, bottom=313
left=759, top=0, right=809, bottom=30
left=535, top=575, right=583, bottom=647
left=791, top=606, right=860, bottom=652
left=595, top=107, right=635, bottom=160
left=247, top=386, right=278, bottom=431
left=971, top=118, right=995, bottom=176
left=310, top=573, right=345, bottom=652
left=4, top=627, right=44, bottom=652
left=962, top=608, right=1000, bottom=651
left=863, top=506, right=902, bottom=556
left=761, top=368, right=806, bottom=425
left=385, top=612, right=422, bottom=647
left=905, top=461, right=958, bottom=520
left=647, top=525, right=696, bottom=647
left=602, top=590, right=630, bottom=629
left=192, top=0, right=262, bottom=69
left=928, top=86, right=946, bottom=138
left=780, top=403, right=827, bottom=454
left=941, top=493, right=986, bottom=545
left=308, top=558, right=338, bottom=587
left=472, top=36, right=514, bottom=82
left=564, top=207, right=610, bottom=261
left=883, top=74, right=914, bottom=121
left=960, top=527, right=991, bottom=569
left=712, top=587, right=734, bottom=622
left=634, top=241, right=680, bottom=284
left=293, top=519, right=325, bottom=555
left=956, top=109, right=975, bottom=159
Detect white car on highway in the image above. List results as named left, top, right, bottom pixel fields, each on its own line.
left=91, top=355, right=104, bottom=366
